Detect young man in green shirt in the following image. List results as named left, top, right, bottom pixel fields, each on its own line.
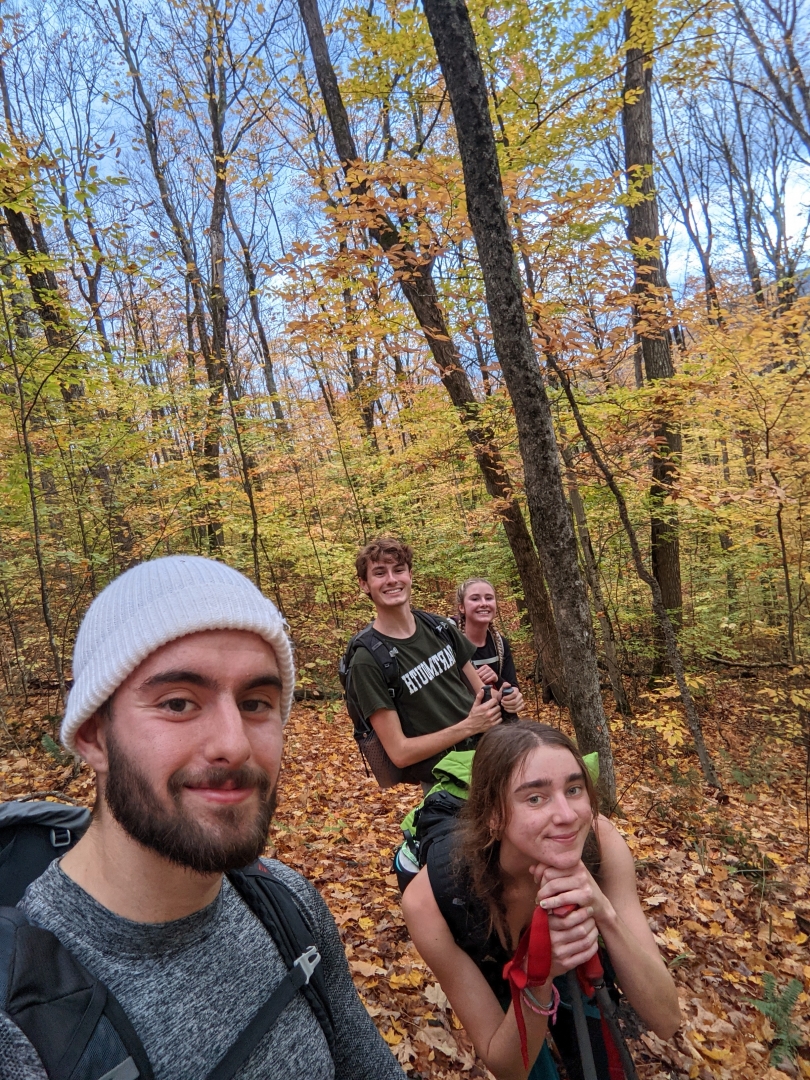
left=349, top=538, right=519, bottom=784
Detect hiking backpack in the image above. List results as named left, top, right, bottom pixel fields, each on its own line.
left=339, top=609, right=471, bottom=788
left=426, top=832, right=633, bottom=1080
left=0, top=800, right=335, bottom=1080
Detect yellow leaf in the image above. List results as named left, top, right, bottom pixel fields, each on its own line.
left=390, top=970, right=422, bottom=988
left=701, top=1046, right=731, bottom=1062
left=358, top=917, right=374, bottom=931
left=382, top=1029, right=402, bottom=1046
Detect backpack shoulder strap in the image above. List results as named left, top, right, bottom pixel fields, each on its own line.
left=227, top=863, right=335, bottom=1058
left=343, top=625, right=400, bottom=696
left=413, top=609, right=453, bottom=642
left=0, top=906, right=154, bottom=1080
left=425, top=838, right=513, bottom=1012
left=425, top=834, right=485, bottom=950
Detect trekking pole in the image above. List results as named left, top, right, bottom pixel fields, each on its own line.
left=592, top=981, right=640, bottom=1080
left=566, top=969, right=599, bottom=1080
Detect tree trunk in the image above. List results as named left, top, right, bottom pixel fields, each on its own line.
left=621, top=6, right=683, bottom=643
left=224, top=190, right=286, bottom=424
left=562, top=446, right=631, bottom=717
left=555, top=369, right=721, bottom=787
left=298, top=0, right=566, bottom=704
left=108, top=0, right=223, bottom=549
left=419, top=0, right=615, bottom=804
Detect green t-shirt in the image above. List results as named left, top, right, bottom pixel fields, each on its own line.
left=349, top=614, right=476, bottom=737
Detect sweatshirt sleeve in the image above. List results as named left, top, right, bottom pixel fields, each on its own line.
left=0, top=1012, right=48, bottom=1080
left=264, top=862, right=406, bottom=1080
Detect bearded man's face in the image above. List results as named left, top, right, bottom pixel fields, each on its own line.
left=96, top=630, right=284, bottom=874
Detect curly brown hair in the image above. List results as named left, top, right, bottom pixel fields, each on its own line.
left=456, top=721, right=600, bottom=947
left=355, top=537, right=413, bottom=581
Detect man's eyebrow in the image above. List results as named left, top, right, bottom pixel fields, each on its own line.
left=515, top=771, right=584, bottom=793
left=139, top=671, right=282, bottom=693
left=139, top=670, right=219, bottom=691
left=242, top=674, right=283, bottom=692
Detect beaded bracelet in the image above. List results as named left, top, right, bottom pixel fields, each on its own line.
left=521, top=983, right=561, bottom=1025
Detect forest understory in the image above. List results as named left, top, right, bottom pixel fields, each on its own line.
left=2, top=669, right=808, bottom=1080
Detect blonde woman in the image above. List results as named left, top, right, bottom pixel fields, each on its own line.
left=455, top=578, right=524, bottom=715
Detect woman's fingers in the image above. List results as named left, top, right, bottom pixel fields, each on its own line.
left=547, top=904, right=593, bottom=928
left=538, top=888, right=591, bottom=914
left=477, top=664, right=499, bottom=685
left=549, top=925, right=599, bottom=977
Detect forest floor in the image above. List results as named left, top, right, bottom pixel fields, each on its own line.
left=1, top=672, right=809, bottom=1080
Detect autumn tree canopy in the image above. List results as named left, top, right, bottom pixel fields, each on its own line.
left=0, top=0, right=808, bottom=786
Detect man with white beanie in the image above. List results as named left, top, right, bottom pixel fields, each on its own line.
left=0, top=556, right=406, bottom=1080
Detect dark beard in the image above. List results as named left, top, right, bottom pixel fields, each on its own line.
left=103, top=727, right=277, bottom=874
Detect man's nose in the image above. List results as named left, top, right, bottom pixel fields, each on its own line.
left=204, top=696, right=252, bottom=764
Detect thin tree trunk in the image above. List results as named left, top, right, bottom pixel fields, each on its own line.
left=562, top=446, right=631, bottom=717
left=108, top=0, right=222, bottom=549
left=552, top=367, right=720, bottom=787
left=622, top=6, right=683, bottom=645
left=224, top=190, right=286, bottom=424
left=2, top=302, right=66, bottom=705
left=298, top=0, right=566, bottom=703
left=419, top=0, right=615, bottom=804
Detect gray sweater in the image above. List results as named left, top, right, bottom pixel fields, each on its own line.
left=0, top=860, right=405, bottom=1080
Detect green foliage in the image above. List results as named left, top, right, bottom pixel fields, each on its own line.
left=748, top=974, right=803, bottom=1066
left=41, top=733, right=70, bottom=765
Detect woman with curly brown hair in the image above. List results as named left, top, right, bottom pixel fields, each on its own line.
left=401, top=722, right=679, bottom=1080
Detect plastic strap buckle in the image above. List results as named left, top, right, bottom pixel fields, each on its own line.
left=294, top=945, right=321, bottom=985
left=49, top=828, right=72, bottom=849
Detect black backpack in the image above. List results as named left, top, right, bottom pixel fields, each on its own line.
left=0, top=800, right=335, bottom=1080
left=426, top=833, right=634, bottom=1080
left=338, top=609, right=469, bottom=788
left=393, top=788, right=467, bottom=893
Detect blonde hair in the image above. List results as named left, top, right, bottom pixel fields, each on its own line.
left=455, top=578, right=496, bottom=631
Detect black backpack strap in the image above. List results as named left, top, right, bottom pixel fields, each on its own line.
left=0, top=906, right=154, bottom=1080
left=413, top=611, right=474, bottom=692
left=424, top=836, right=513, bottom=1009
left=341, top=625, right=403, bottom=729
left=228, top=863, right=335, bottom=1059
left=424, top=833, right=485, bottom=948
left=203, top=949, right=321, bottom=1080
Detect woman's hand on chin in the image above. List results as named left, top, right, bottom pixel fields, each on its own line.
left=533, top=862, right=614, bottom=925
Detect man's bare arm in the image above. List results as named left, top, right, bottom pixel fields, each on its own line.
left=370, top=681, right=501, bottom=768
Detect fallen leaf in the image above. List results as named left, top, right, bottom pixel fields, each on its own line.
left=416, top=1026, right=460, bottom=1059
left=424, top=983, right=450, bottom=1010
left=349, top=960, right=386, bottom=977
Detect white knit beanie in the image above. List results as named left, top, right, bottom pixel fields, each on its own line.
left=61, top=555, right=295, bottom=754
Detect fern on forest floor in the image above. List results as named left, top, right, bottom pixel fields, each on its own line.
left=749, top=973, right=803, bottom=1065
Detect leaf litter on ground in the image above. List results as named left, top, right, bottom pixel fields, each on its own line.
left=2, top=671, right=809, bottom=1079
